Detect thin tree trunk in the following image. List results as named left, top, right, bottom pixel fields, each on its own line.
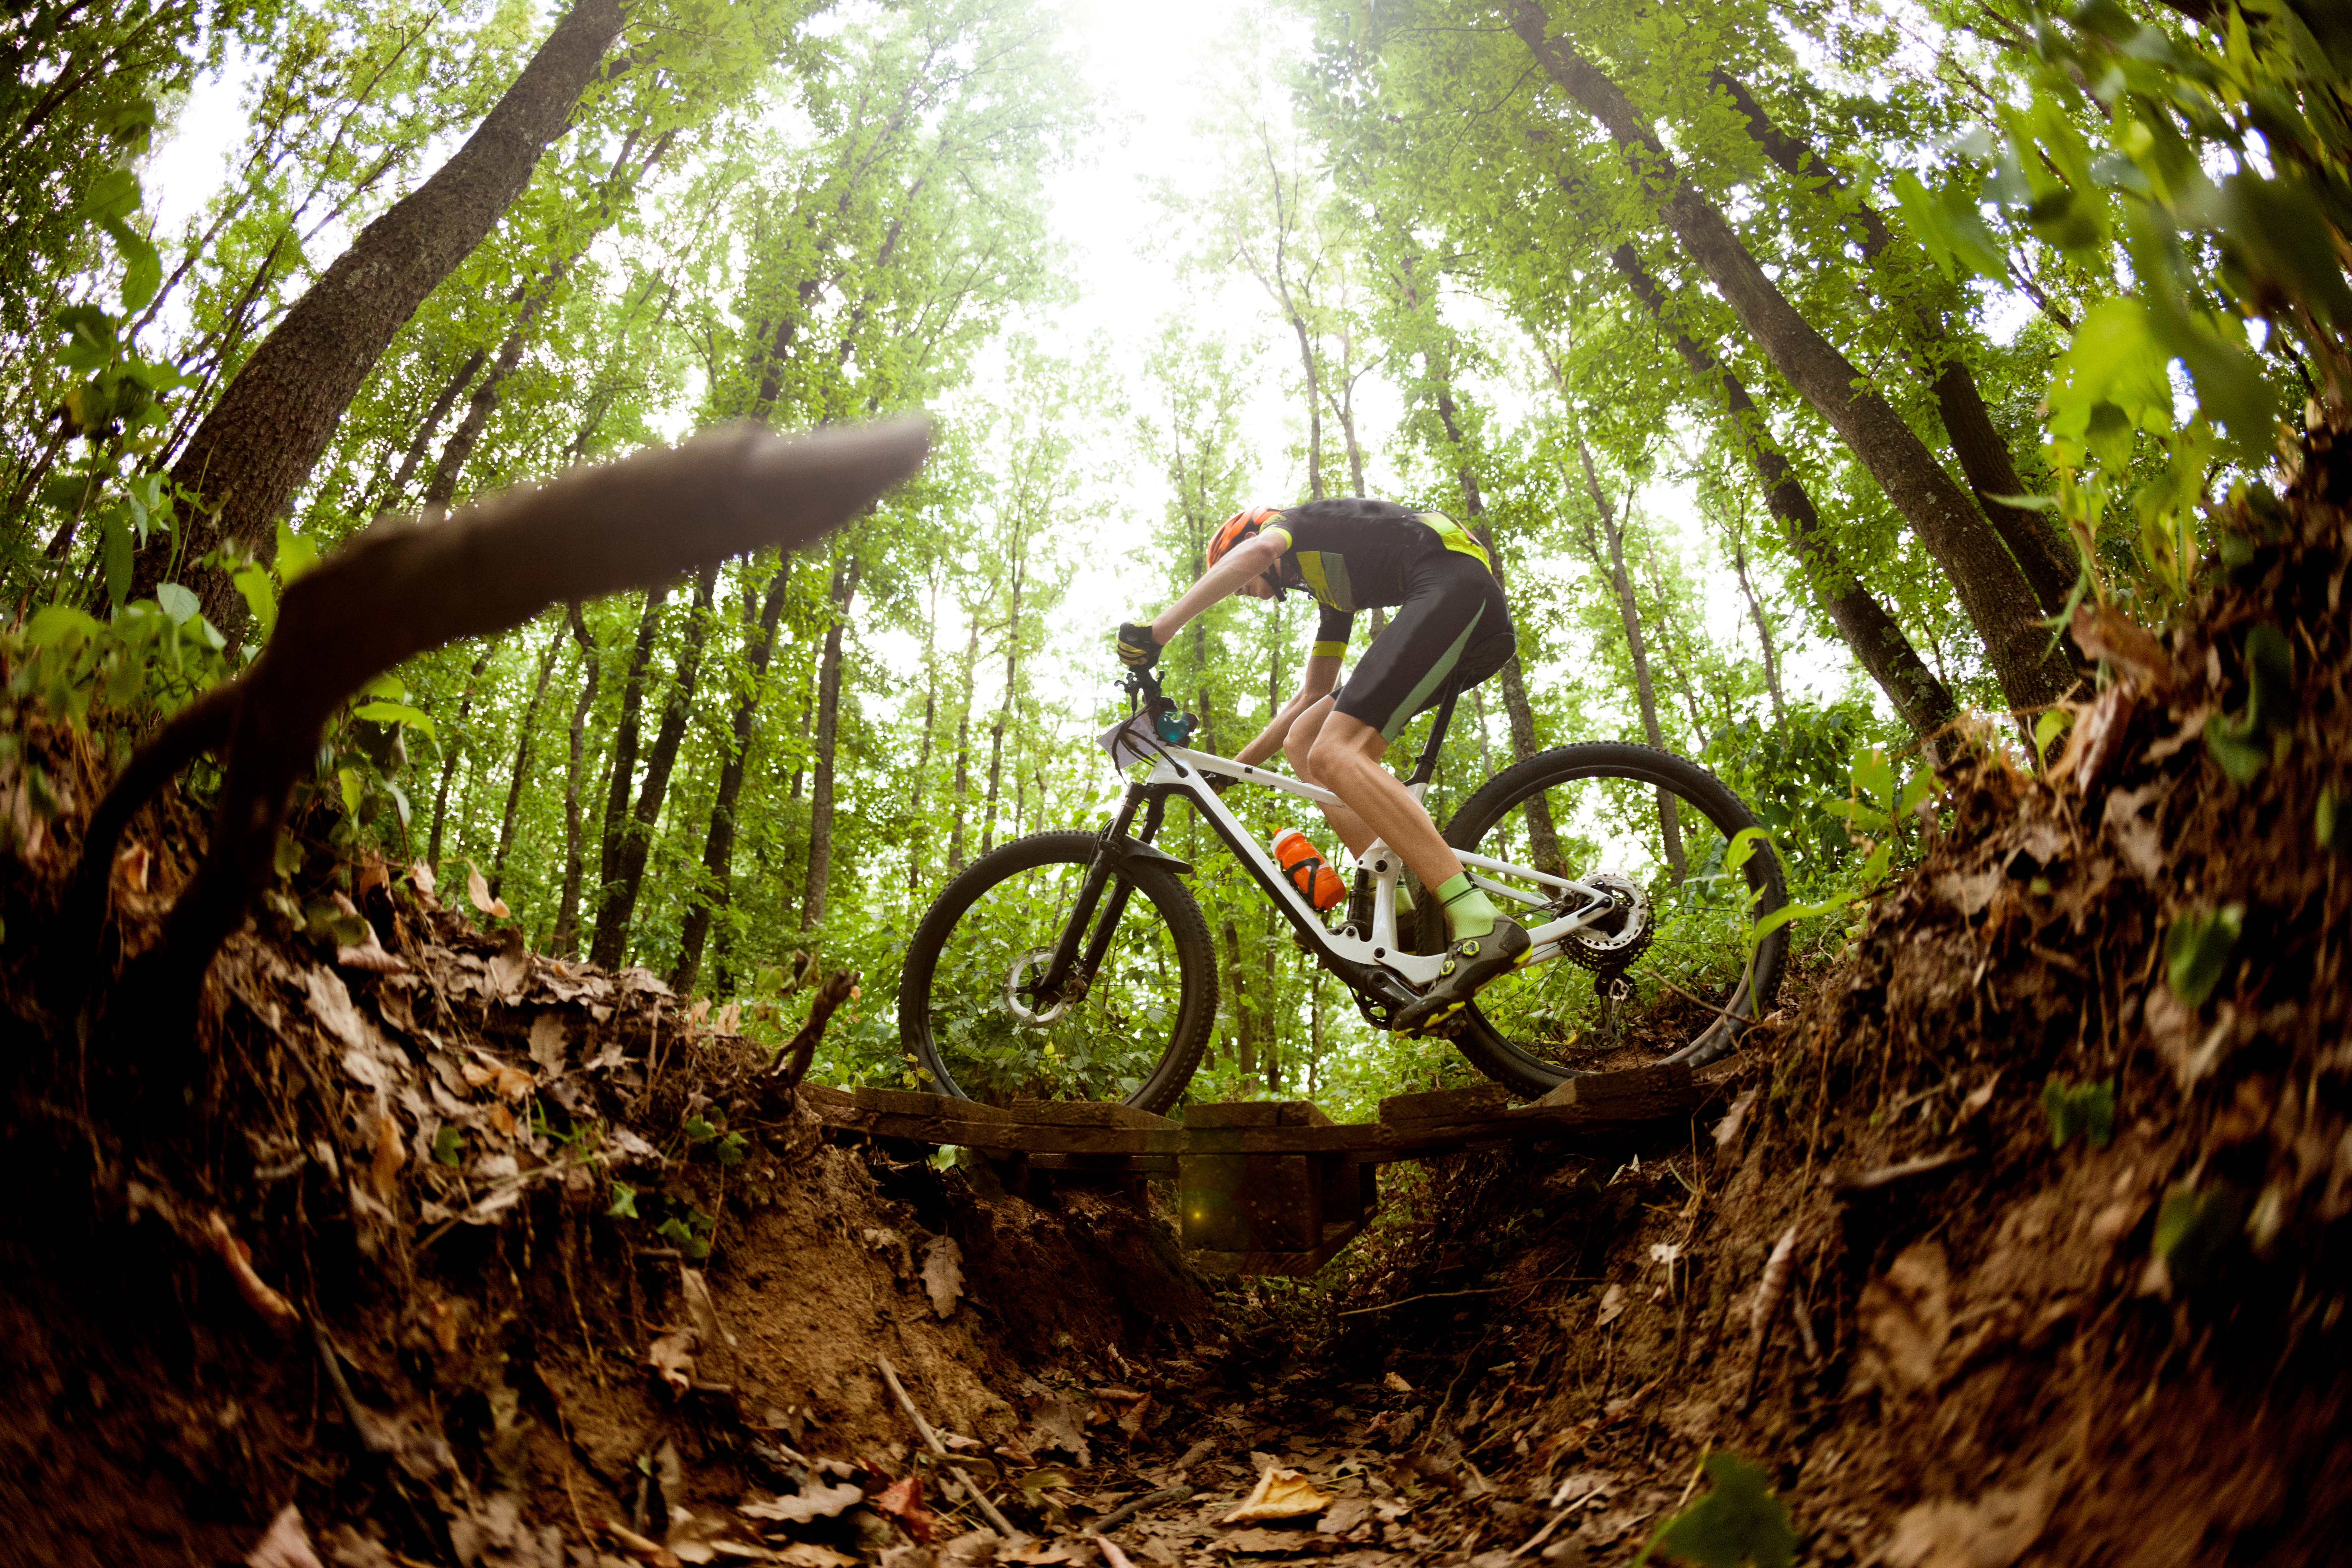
left=426, top=648, right=493, bottom=870
left=978, top=554, right=1027, bottom=859
left=799, top=555, right=859, bottom=931
left=590, top=587, right=668, bottom=949
left=379, top=346, right=487, bottom=511
left=946, top=606, right=983, bottom=874
left=1607, top=240, right=1959, bottom=740
left=1728, top=526, right=1789, bottom=737
left=132, top=0, right=629, bottom=629
left=673, top=558, right=792, bottom=994
left=1572, top=437, right=1686, bottom=883
left=1509, top=3, right=2071, bottom=712
left=595, top=565, right=718, bottom=969
left=552, top=602, right=601, bottom=956
left=490, top=619, right=564, bottom=898
left=1708, top=67, right=2078, bottom=614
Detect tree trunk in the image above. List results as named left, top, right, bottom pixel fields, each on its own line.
left=552, top=602, right=601, bottom=957
left=1572, top=437, right=1686, bottom=883
left=426, top=648, right=493, bottom=871
left=946, top=606, right=983, bottom=874
left=590, top=587, right=668, bottom=951
left=1708, top=67, right=2078, bottom=614
left=379, top=346, right=487, bottom=511
left=1222, top=917, right=1255, bottom=1091
left=490, top=619, right=564, bottom=898
left=799, top=554, right=859, bottom=931
left=1607, top=240, right=1959, bottom=740
left=595, top=565, right=717, bottom=970
left=1430, top=378, right=1561, bottom=872
left=978, top=554, right=1027, bottom=859
left=1509, top=3, right=2072, bottom=712
left=132, top=0, right=628, bottom=629
left=1728, top=526, right=1789, bottom=737
left=673, top=558, right=791, bottom=994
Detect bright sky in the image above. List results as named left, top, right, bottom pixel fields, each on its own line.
left=138, top=0, right=1872, bottom=771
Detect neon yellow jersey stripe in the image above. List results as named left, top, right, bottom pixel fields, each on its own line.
left=1415, top=510, right=1494, bottom=575
left=1310, top=639, right=1348, bottom=659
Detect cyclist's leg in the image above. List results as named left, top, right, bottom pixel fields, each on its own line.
left=1282, top=694, right=1378, bottom=859
left=1305, top=714, right=1462, bottom=892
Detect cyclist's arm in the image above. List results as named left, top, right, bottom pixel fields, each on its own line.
left=1234, top=610, right=1347, bottom=765
left=1146, top=526, right=1290, bottom=645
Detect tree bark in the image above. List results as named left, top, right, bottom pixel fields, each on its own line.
left=1727, top=524, right=1789, bottom=736
left=589, top=586, right=667, bottom=949
left=945, top=606, right=983, bottom=874
left=1607, top=240, right=1959, bottom=740
left=1508, top=3, right=2072, bottom=712
left=489, top=619, right=564, bottom=897
left=978, top=552, right=1028, bottom=859
left=426, top=648, right=493, bottom=870
left=552, top=602, right=601, bottom=956
left=1572, top=437, right=1686, bottom=882
left=594, top=564, right=717, bottom=969
left=133, top=0, right=629, bottom=629
left=799, top=554, right=859, bottom=931
left=1707, top=67, right=2078, bottom=614
left=672, top=558, right=791, bottom=994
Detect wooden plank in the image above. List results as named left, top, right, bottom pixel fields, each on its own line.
left=1011, top=1099, right=1178, bottom=1130
left=1190, top=1218, right=1367, bottom=1278
left=1379, top=1084, right=1509, bottom=1122
left=1027, top=1151, right=1180, bottom=1176
left=798, top=1083, right=855, bottom=1116
left=852, top=1086, right=1014, bottom=1122
left=1525, top=1063, right=1697, bottom=1121
left=1186, top=1101, right=1308, bottom=1129
left=1181, top=1122, right=1394, bottom=1155
left=858, top=1114, right=1182, bottom=1157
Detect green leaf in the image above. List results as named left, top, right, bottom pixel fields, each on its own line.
left=2041, top=1076, right=2115, bottom=1149
left=717, top=1130, right=749, bottom=1166
left=24, top=605, right=100, bottom=647
left=115, top=230, right=161, bottom=311
left=100, top=505, right=132, bottom=612
left=608, top=1181, right=640, bottom=1219
left=2319, top=787, right=2348, bottom=855
left=71, top=167, right=140, bottom=225
left=337, top=766, right=363, bottom=817
left=233, top=561, right=278, bottom=638
left=2164, top=903, right=2243, bottom=1008
left=432, top=1125, right=464, bottom=1167
left=1637, top=1453, right=1794, bottom=1568
left=359, top=672, right=406, bottom=700
left=352, top=700, right=436, bottom=741
left=2152, top=1181, right=2242, bottom=1289
left=155, top=583, right=199, bottom=625
left=275, top=519, right=318, bottom=583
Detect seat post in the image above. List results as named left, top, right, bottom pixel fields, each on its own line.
left=1404, top=683, right=1459, bottom=787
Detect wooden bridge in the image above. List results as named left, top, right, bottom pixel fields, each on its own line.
left=802, top=1065, right=1711, bottom=1276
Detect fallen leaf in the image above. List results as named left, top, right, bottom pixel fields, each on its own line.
left=428, top=1298, right=458, bottom=1355
left=115, top=841, right=152, bottom=892
left=1024, top=1390, right=1093, bottom=1467
left=647, top=1328, right=696, bottom=1393
left=466, top=862, right=511, bottom=920
left=1221, top=1466, right=1334, bottom=1524
left=921, top=1235, right=965, bottom=1319
left=1317, top=1498, right=1375, bottom=1536
left=715, top=1001, right=743, bottom=1033
left=741, top=1481, right=865, bottom=1524
left=1212, top=1528, right=1317, bottom=1554
left=528, top=1012, right=571, bottom=1075
left=996, top=1539, right=1089, bottom=1565
left=1594, top=1283, right=1627, bottom=1328
left=410, top=860, right=437, bottom=898
left=245, top=1504, right=325, bottom=1568
left=872, top=1474, right=935, bottom=1544
left=776, top=1547, right=862, bottom=1568
left=368, top=1114, right=404, bottom=1203
left=206, top=1212, right=299, bottom=1327
left=1859, top=1241, right=1951, bottom=1395
left=333, top=891, right=409, bottom=973
left=598, top=1518, right=684, bottom=1568
left=1880, top=1469, right=2055, bottom=1568
left=1382, top=1372, right=1413, bottom=1395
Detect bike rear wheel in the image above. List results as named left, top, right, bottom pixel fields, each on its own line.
left=897, top=830, right=1217, bottom=1113
left=1427, top=743, right=1788, bottom=1098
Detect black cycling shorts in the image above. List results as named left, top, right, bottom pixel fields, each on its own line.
left=1332, top=551, right=1516, bottom=740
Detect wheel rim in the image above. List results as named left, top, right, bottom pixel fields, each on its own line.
left=918, top=854, right=1194, bottom=1105
left=1452, top=764, right=1781, bottom=1075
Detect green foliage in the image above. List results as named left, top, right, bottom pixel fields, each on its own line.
left=1636, top=1452, right=1795, bottom=1568
left=2042, top=1076, right=2116, bottom=1150
left=607, top=1181, right=640, bottom=1219
left=2166, top=903, right=2244, bottom=1009
left=2153, top=1180, right=2245, bottom=1290
left=2202, top=624, right=2295, bottom=784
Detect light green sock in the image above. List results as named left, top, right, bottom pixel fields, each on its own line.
left=1434, top=872, right=1497, bottom=941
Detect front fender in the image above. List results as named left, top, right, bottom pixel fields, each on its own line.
left=1103, top=837, right=1194, bottom=877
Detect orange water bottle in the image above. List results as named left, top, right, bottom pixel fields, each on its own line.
left=1273, top=828, right=1347, bottom=911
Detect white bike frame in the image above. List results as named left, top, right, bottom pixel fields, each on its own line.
left=1107, top=740, right=1621, bottom=989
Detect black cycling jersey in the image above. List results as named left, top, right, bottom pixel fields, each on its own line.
left=1266, top=498, right=1513, bottom=740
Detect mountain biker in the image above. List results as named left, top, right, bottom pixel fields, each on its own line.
left=1116, top=497, right=1520, bottom=1037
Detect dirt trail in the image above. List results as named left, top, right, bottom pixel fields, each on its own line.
left=0, top=431, right=2347, bottom=1567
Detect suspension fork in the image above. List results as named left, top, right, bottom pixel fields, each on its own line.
left=1032, top=786, right=1164, bottom=1001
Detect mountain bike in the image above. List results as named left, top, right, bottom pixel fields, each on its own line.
left=896, top=667, right=1788, bottom=1112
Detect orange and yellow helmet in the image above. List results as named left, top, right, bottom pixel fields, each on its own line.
left=1208, top=505, right=1286, bottom=571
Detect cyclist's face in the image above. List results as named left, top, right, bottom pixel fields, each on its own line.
left=1238, top=573, right=1276, bottom=601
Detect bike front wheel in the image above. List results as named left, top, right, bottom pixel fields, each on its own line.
left=897, top=830, right=1217, bottom=1113
left=1428, top=743, right=1789, bottom=1098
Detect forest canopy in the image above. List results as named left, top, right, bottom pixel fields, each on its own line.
left=3, top=0, right=2343, bottom=1112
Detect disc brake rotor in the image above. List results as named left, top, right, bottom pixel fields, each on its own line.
left=1004, top=947, right=1076, bottom=1025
